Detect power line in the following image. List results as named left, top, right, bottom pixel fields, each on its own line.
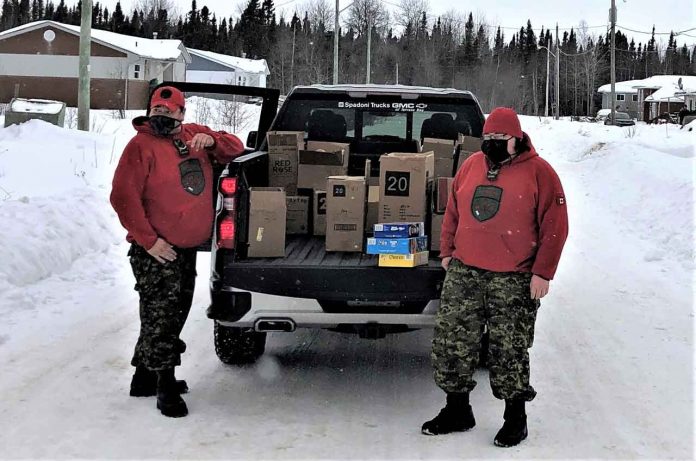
left=616, top=25, right=696, bottom=36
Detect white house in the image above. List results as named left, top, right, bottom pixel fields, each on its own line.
left=185, top=48, right=270, bottom=88
left=0, top=20, right=191, bottom=109
left=597, top=79, right=642, bottom=118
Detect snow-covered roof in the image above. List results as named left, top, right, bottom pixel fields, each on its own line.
left=187, top=48, right=269, bottom=75
left=597, top=80, right=642, bottom=94
left=0, top=20, right=190, bottom=62
left=641, top=76, right=696, bottom=103
left=10, top=98, right=65, bottom=114
left=632, top=75, right=696, bottom=90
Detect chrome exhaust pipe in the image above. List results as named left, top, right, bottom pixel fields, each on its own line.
left=255, top=318, right=296, bottom=332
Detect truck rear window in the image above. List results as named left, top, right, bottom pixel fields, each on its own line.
left=272, top=96, right=484, bottom=144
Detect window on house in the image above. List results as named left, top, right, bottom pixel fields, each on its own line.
left=134, top=64, right=141, bottom=79
left=632, top=94, right=638, bottom=102
left=616, top=94, right=625, bottom=101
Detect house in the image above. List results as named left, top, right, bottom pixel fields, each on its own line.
left=597, top=79, right=642, bottom=119
left=632, top=75, right=696, bottom=121
left=0, top=20, right=191, bottom=110
left=186, top=48, right=269, bottom=88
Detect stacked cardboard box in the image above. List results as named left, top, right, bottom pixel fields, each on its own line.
left=247, top=187, right=287, bottom=258
left=430, top=177, right=454, bottom=252
left=455, top=135, right=483, bottom=171
left=298, top=141, right=350, bottom=190
left=378, top=152, right=434, bottom=224
left=266, top=131, right=304, bottom=195
left=325, top=176, right=367, bottom=252
left=366, top=222, right=429, bottom=267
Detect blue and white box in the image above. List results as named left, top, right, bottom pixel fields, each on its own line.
left=366, top=236, right=429, bottom=255
left=373, top=222, right=425, bottom=239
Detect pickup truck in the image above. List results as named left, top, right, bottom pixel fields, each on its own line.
left=153, top=83, right=485, bottom=364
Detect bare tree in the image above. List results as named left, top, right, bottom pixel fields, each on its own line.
left=303, top=0, right=334, bottom=31
left=344, top=0, right=389, bottom=36
left=135, top=0, right=179, bottom=18
left=395, top=0, right=429, bottom=30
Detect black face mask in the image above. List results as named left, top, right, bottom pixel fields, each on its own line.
left=149, top=115, right=181, bottom=136
left=481, top=139, right=511, bottom=165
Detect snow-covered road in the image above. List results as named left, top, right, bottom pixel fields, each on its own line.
left=0, top=115, right=692, bottom=459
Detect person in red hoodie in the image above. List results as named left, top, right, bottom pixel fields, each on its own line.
left=421, top=108, right=568, bottom=446
left=110, top=86, right=245, bottom=417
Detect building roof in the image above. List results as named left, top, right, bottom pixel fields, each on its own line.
left=597, top=80, right=642, bottom=94
left=0, top=20, right=190, bottom=62
left=187, top=48, right=269, bottom=75
left=641, top=76, right=696, bottom=103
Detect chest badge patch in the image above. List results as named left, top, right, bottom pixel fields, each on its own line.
left=471, top=185, right=503, bottom=222
left=179, top=158, right=205, bottom=196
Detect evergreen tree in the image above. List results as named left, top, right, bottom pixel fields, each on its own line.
left=111, top=1, right=125, bottom=32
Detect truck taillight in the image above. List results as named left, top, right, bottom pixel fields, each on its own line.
left=220, top=177, right=238, bottom=196
left=217, top=215, right=236, bottom=249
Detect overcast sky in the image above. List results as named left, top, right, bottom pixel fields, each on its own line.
left=103, top=0, right=695, bottom=46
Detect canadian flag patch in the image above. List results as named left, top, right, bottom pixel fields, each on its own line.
left=556, top=194, right=566, bottom=205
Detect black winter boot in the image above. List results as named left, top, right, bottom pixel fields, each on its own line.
left=156, top=369, right=188, bottom=418
left=494, top=399, right=528, bottom=447
left=130, top=366, right=188, bottom=397
left=421, top=392, right=476, bottom=435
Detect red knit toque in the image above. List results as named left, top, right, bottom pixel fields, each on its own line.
left=483, top=107, right=523, bottom=139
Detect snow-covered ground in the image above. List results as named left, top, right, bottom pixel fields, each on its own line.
left=0, top=110, right=693, bottom=459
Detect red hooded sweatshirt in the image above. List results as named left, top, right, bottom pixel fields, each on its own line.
left=110, top=117, right=245, bottom=250
left=440, top=135, right=568, bottom=280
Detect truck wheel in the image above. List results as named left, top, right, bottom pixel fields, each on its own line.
left=214, top=322, right=266, bottom=365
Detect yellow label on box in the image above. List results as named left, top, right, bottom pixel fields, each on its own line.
left=378, top=251, right=429, bottom=268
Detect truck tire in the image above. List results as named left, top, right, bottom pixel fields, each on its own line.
left=214, top=322, right=266, bottom=365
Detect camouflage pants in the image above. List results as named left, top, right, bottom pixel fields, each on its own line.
left=128, top=243, right=197, bottom=371
left=432, top=259, right=539, bottom=401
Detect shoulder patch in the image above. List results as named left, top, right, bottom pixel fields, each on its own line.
left=556, top=194, right=566, bottom=206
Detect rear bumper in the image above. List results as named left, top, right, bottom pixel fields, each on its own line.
left=207, top=288, right=438, bottom=329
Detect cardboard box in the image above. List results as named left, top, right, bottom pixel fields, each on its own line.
left=326, top=176, right=366, bottom=252
left=378, top=152, right=434, bottom=223
left=373, top=222, right=425, bottom=238
left=366, top=236, right=429, bottom=255
left=378, top=251, right=429, bottom=268
left=313, top=190, right=327, bottom=236
left=306, top=141, right=350, bottom=156
left=247, top=187, right=286, bottom=258
left=267, top=131, right=303, bottom=195
left=297, top=148, right=348, bottom=190
left=366, top=186, right=380, bottom=233
left=430, top=213, right=444, bottom=251
left=455, top=135, right=482, bottom=171
left=435, top=177, right=454, bottom=213
left=286, top=196, right=310, bottom=235
left=423, top=138, right=456, bottom=179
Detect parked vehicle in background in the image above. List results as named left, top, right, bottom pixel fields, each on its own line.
left=604, top=111, right=636, bottom=126
left=595, top=109, right=611, bottom=122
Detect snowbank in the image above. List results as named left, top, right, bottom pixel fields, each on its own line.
left=0, top=99, right=258, bottom=292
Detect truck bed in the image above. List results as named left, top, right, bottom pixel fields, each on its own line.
left=234, top=235, right=441, bottom=268
left=215, top=236, right=445, bottom=304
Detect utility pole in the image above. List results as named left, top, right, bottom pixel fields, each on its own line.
left=333, top=0, right=339, bottom=84
left=555, top=23, right=560, bottom=120
left=545, top=36, right=550, bottom=117
left=610, top=0, right=617, bottom=125
left=396, top=62, right=399, bottom=84
left=77, top=0, right=92, bottom=131
left=366, top=15, right=372, bottom=84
